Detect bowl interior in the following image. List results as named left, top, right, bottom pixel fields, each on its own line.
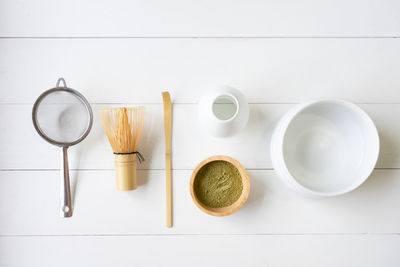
left=282, top=101, right=378, bottom=194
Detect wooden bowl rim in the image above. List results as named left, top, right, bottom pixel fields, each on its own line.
left=190, top=155, right=251, bottom=216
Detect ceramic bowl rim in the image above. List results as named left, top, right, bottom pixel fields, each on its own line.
left=210, top=92, right=240, bottom=123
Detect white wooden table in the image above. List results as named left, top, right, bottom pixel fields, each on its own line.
left=1, top=1, right=400, bottom=266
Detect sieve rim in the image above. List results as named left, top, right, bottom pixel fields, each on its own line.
left=32, top=85, right=93, bottom=147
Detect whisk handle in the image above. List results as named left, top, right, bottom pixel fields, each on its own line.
left=60, top=146, right=73, bottom=217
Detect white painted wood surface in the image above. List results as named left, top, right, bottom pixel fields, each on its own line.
left=1, top=0, right=399, bottom=37
left=1, top=39, right=400, bottom=104
left=1, top=0, right=399, bottom=266
left=1, top=235, right=399, bottom=267
left=1, top=104, right=400, bottom=170
left=1, top=170, right=400, bottom=235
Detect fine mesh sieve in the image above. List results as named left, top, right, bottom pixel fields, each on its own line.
left=32, top=78, right=93, bottom=217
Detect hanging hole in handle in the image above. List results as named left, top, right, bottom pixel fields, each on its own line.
left=56, top=78, right=67, bottom=88
left=62, top=205, right=70, bottom=213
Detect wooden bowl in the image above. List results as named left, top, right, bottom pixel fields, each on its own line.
left=190, top=155, right=250, bottom=216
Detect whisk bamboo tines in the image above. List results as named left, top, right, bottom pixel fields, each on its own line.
left=100, top=107, right=146, bottom=191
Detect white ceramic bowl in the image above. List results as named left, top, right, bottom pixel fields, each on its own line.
left=198, top=87, right=249, bottom=137
left=271, top=99, right=380, bottom=197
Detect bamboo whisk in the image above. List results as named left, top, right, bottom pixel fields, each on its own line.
left=100, top=107, right=146, bottom=191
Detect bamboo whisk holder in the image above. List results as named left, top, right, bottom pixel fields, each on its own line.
left=114, top=154, right=138, bottom=191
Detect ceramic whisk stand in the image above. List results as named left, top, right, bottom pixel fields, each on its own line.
left=198, top=87, right=249, bottom=137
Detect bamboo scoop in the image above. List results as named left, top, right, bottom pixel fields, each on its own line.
left=100, top=107, right=146, bottom=191
left=162, top=92, right=172, bottom=227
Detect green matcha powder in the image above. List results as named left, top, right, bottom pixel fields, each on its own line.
left=194, top=160, right=243, bottom=208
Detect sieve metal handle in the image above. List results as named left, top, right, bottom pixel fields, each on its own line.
left=60, top=146, right=73, bottom=217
